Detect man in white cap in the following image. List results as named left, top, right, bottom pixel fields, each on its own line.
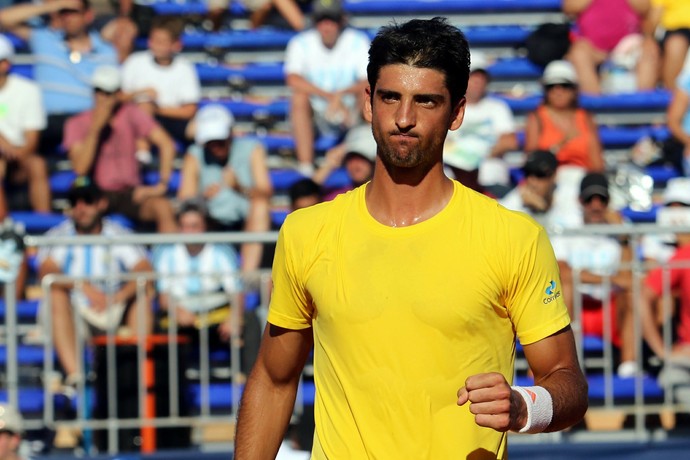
left=443, top=50, right=518, bottom=196
left=178, top=104, right=273, bottom=273
left=63, top=65, right=177, bottom=232
left=312, top=122, right=376, bottom=200
left=0, top=403, right=24, bottom=460
left=0, top=35, right=51, bottom=217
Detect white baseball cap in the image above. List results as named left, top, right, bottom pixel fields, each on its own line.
left=194, top=104, right=235, bottom=145
left=470, top=50, right=489, bottom=73
left=0, top=35, right=14, bottom=61
left=91, top=65, right=121, bottom=92
left=542, top=60, right=578, bottom=86
left=663, top=177, right=690, bottom=205
left=0, top=404, right=23, bottom=434
left=343, top=124, right=376, bottom=163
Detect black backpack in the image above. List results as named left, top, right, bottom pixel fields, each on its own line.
left=524, top=23, right=572, bottom=68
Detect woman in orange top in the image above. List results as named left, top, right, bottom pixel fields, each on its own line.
left=524, top=60, right=605, bottom=172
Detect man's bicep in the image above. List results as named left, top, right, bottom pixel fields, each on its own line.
left=522, top=326, right=581, bottom=382
left=255, top=324, right=313, bottom=385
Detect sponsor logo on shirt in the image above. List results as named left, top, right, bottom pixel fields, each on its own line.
left=543, top=280, right=561, bottom=304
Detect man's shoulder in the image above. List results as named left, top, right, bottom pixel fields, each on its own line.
left=340, top=27, right=371, bottom=44
left=6, top=74, right=40, bottom=93
left=123, top=51, right=152, bottom=68
left=45, top=218, right=75, bottom=237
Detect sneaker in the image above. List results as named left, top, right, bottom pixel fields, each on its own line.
left=617, top=361, right=639, bottom=378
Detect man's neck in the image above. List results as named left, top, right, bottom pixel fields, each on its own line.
left=0, top=73, right=8, bottom=89
left=365, top=163, right=454, bottom=227
left=154, top=55, right=174, bottom=67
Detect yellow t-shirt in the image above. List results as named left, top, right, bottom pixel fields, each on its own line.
left=653, top=0, right=690, bottom=30
left=268, top=181, right=570, bottom=459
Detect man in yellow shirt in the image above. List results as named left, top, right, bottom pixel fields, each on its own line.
left=235, top=17, right=588, bottom=459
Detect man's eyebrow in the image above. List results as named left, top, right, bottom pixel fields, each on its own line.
left=375, top=88, right=446, bottom=102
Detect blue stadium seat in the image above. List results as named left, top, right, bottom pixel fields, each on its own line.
left=342, top=0, right=562, bottom=14
left=0, top=345, right=45, bottom=366
left=0, top=299, right=39, bottom=321
left=10, top=211, right=67, bottom=234
left=514, top=374, right=665, bottom=400
left=188, top=382, right=244, bottom=411
left=621, top=204, right=662, bottom=223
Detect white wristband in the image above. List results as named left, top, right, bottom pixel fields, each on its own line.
left=511, top=385, right=553, bottom=433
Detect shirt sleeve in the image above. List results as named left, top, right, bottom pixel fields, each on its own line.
left=284, top=34, right=307, bottom=76
left=62, top=113, right=89, bottom=151
left=490, top=99, right=516, bottom=135
left=121, top=55, right=138, bottom=92
left=505, top=224, right=571, bottom=345
left=22, top=81, right=47, bottom=132
left=266, top=220, right=314, bottom=330
left=176, top=59, right=201, bottom=105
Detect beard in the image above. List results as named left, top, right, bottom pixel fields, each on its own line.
left=74, top=214, right=102, bottom=234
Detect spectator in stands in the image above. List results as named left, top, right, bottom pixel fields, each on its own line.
left=312, top=123, right=375, bottom=200
left=443, top=50, right=518, bottom=195
left=0, top=403, right=24, bottom=460
left=551, top=173, right=638, bottom=377
left=646, top=0, right=690, bottom=90
left=564, top=0, right=659, bottom=95
left=284, top=0, right=370, bottom=176
left=640, top=197, right=690, bottom=360
left=178, top=104, right=273, bottom=274
left=64, top=65, right=177, bottom=233
left=37, top=177, right=152, bottom=386
left=640, top=177, right=690, bottom=264
left=524, top=60, right=605, bottom=174
left=500, top=150, right=583, bottom=231
left=0, top=0, right=121, bottom=156
left=153, top=199, right=262, bottom=374
left=0, top=35, right=51, bottom=214
left=289, top=177, right=322, bottom=211
left=664, top=69, right=690, bottom=176
left=121, top=16, right=200, bottom=152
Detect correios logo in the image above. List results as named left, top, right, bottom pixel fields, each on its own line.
left=543, top=280, right=561, bottom=304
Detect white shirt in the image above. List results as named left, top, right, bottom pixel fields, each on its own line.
left=499, top=185, right=583, bottom=232
left=443, top=96, right=515, bottom=185
left=550, top=234, right=623, bottom=301
left=284, top=27, right=370, bottom=114
left=0, top=74, right=46, bottom=147
left=153, top=243, right=241, bottom=313
left=121, top=51, right=201, bottom=108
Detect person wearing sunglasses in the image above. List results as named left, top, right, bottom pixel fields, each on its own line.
left=550, top=173, right=638, bottom=378
left=524, top=60, right=605, bottom=177
left=0, top=403, right=25, bottom=460
left=37, top=177, right=153, bottom=392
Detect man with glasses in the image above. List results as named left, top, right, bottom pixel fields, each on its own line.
left=37, top=177, right=152, bottom=389
left=0, top=0, right=122, bottom=155
left=550, top=173, right=638, bottom=378
left=64, top=65, right=177, bottom=232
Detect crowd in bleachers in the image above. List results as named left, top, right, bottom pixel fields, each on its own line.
left=2, top=0, right=690, bottom=455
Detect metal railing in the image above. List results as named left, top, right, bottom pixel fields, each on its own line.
left=2, top=225, right=690, bottom=452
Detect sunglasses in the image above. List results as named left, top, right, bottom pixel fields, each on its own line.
left=69, top=194, right=99, bottom=206
left=545, top=83, right=576, bottom=91
left=583, top=194, right=609, bottom=205
left=95, top=88, right=117, bottom=96
left=58, top=8, right=83, bottom=15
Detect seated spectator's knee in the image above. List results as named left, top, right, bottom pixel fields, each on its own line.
left=290, top=91, right=311, bottom=111
left=566, top=40, right=595, bottom=64
left=25, top=154, right=48, bottom=178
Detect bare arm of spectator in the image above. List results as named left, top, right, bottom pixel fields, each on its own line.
left=642, top=4, right=662, bottom=37
left=667, top=88, right=690, bottom=145
left=562, top=0, right=593, bottom=16
left=155, top=103, right=198, bottom=121
left=0, top=0, right=81, bottom=39
left=586, top=113, right=605, bottom=172
left=313, top=142, right=347, bottom=185
left=240, top=144, right=273, bottom=273
left=640, top=284, right=665, bottom=358
left=0, top=130, right=39, bottom=161
left=523, top=112, right=540, bottom=153
left=627, top=0, right=651, bottom=16
left=132, top=125, right=175, bottom=203
left=68, top=95, right=118, bottom=176
left=286, top=73, right=335, bottom=100
left=177, top=153, right=201, bottom=200
left=490, top=132, right=519, bottom=158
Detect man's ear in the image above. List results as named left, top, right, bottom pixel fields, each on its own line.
left=449, top=97, right=466, bottom=131
left=363, top=86, right=373, bottom=123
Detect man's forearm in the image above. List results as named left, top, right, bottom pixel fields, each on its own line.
left=69, top=126, right=104, bottom=175
left=536, top=367, right=588, bottom=432
left=234, top=367, right=298, bottom=459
